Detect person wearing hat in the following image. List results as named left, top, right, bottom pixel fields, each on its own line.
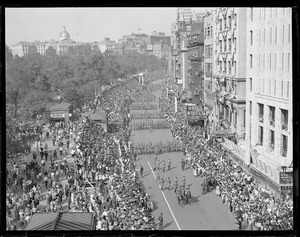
left=140, top=165, right=144, bottom=178
left=158, top=213, right=163, bottom=230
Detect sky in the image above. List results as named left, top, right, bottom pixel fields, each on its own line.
left=5, top=7, right=209, bottom=47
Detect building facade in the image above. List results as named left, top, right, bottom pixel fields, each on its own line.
left=10, top=26, right=100, bottom=56
left=99, top=38, right=116, bottom=53
left=245, top=8, right=293, bottom=189
left=187, top=20, right=205, bottom=105
left=212, top=8, right=247, bottom=138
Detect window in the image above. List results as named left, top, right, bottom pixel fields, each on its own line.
left=281, top=109, right=288, bottom=130
left=220, top=40, right=222, bottom=51
left=283, top=25, right=285, bottom=44
left=258, top=126, right=263, bottom=145
left=281, top=81, right=284, bottom=97
left=228, top=61, right=231, bottom=74
left=269, top=130, right=275, bottom=149
left=228, top=16, right=232, bottom=29
left=250, top=78, right=252, bottom=91
left=234, top=38, right=237, bottom=51
left=288, top=53, right=290, bottom=72
left=258, top=103, right=264, bottom=122
left=281, top=135, right=287, bottom=157
left=250, top=101, right=252, bottom=116
left=224, top=17, right=227, bottom=29
left=274, top=80, right=276, bottom=96
left=234, top=110, right=237, bottom=127
left=275, top=53, right=276, bottom=70
left=250, top=8, right=253, bottom=21
left=275, top=27, right=277, bottom=44
left=282, top=53, right=284, bottom=71
left=250, top=30, right=253, bottom=45
left=224, top=39, right=227, bottom=51
left=234, top=61, right=236, bottom=74
left=220, top=19, right=222, bottom=31
left=224, top=60, right=226, bottom=73
left=228, top=39, right=231, bottom=52
left=244, top=110, right=246, bottom=127
left=288, top=24, right=290, bottom=43
left=250, top=54, right=253, bottom=68
left=269, top=106, right=275, bottom=126
left=234, top=84, right=237, bottom=95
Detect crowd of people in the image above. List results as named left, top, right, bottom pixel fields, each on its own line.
left=6, top=72, right=163, bottom=231
left=164, top=104, right=293, bottom=230
left=131, top=120, right=170, bottom=130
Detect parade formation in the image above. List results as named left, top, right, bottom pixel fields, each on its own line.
left=6, top=67, right=293, bottom=231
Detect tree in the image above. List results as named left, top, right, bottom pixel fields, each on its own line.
left=5, top=44, right=13, bottom=63
left=6, top=57, right=29, bottom=117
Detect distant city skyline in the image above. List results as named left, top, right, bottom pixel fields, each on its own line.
left=5, top=7, right=210, bottom=47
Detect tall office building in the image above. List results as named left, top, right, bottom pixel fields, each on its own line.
left=212, top=8, right=247, bottom=138
left=245, top=8, right=293, bottom=189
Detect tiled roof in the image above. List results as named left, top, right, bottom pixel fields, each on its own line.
left=26, top=212, right=95, bottom=230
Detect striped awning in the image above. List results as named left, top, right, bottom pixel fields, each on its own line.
left=26, top=212, right=95, bottom=230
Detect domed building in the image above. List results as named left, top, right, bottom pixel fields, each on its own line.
left=10, top=26, right=99, bottom=56
left=59, top=26, right=71, bottom=41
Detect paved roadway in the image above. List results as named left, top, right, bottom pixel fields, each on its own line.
left=130, top=79, right=237, bottom=230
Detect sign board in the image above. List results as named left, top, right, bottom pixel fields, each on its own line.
left=50, top=113, right=65, bottom=118
left=279, top=172, right=293, bottom=185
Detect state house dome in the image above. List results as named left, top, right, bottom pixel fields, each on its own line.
left=59, top=26, right=71, bottom=41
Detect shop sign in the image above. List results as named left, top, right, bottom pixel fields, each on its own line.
left=50, top=113, right=65, bottom=118
left=279, top=172, right=293, bottom=185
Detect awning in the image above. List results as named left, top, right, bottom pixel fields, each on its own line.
left=26, top=212, right=95, bottom=230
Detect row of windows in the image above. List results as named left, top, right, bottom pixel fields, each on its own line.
left=252, top=8, right=291, bottom=22
left=218, top=13, right=237, bottom=31
left=217, top=60, right=236, bottom=75
left=250, top=101, right=288, bottom=156
left=252, top=24, right=291, bottom=46
left=219, top=105, right=246, bottom=128
left=249, top=53, right=291, bottom=72
left=218, top=38, right=236, bottom=53
left=204, top=26, right=213, bottom=39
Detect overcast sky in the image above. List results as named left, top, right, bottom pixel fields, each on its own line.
left=5, top=7, right=209, bottom=47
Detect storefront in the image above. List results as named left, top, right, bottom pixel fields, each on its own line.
left=47, top=102, right=73, bottom=126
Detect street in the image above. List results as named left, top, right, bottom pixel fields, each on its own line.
left=130, top=80, right=236, bottom=230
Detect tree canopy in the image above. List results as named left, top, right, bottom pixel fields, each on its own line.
left=6, top=46, right=167, bottom=121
